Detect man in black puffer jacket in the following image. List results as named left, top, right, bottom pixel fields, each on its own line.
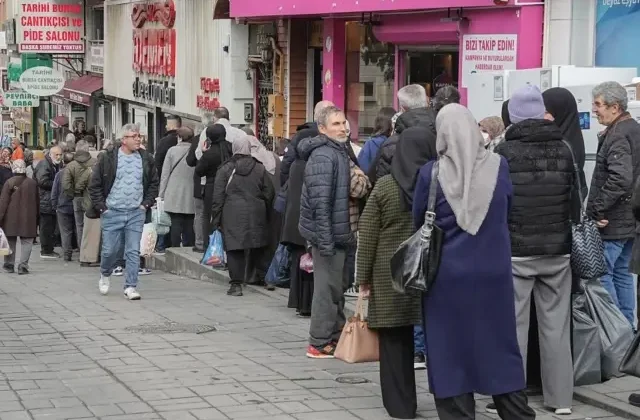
left=495, top=85, right=575, bottom=414
left=588, top=81, right=640, bottom=328
left=297, top=105, right=354, bottom=359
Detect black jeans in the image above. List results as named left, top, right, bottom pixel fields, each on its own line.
left=57, top=211, right=75, bottom=258
left=39, top=213, right=57, bottom=254
left=226, top=247, right=269, bottom=285
left=168, top=213, right=195, bottom=248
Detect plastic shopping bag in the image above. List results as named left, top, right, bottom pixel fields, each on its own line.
left=300, top=252, right=313, bottom=273
left=152, top=200, right=171, bottom=236
left=139, top=223, right=157, bottom=257
left=572, top=292, right=602, bottom=385
left=0, top=227, right=11, bottom=256
left=583, top=279, right=634, bottom=380
left=201, top=230, right=226, bottom=268
left=265, top=244, right=291, bottom=287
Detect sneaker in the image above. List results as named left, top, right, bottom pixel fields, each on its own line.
left=124, top=287, right=141, bottom=300
left=3, top=264, right=14, bottom=273
left=154, top=250, right=166, bottom=256
left=414, top=353, right=426, bottom=370
left=40, top=252, right=59, bottom=259
left=630, top=394, right=640, bottom=407
left=64, top=254, right=72, bottom=262
left=192, top=246, right=204, bottom=253
left=112, top=266, right=124, bottom=276
left=344, top=285, right=359, bottom=297
left=486, top=403, right=497, bottom=414
left=555, top=408, right=572, bottom=415
left=99, top=275, right=110, bottom=295
left=226, top=284, right=243, bottom=297
left=17, top=266, right=29, bottom=275
left=264, top=283, right=275, bottom=291
left=306, top=344, right=336, bottom=359
left=138, top=268, right=151, bottom=276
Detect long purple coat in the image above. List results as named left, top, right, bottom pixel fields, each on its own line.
left=412, top=158, right=525, bottom=399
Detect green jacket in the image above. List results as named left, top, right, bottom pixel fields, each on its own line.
left=62, top=151, right=96, bottom=212
left=357, top=175, right=422, bottom=329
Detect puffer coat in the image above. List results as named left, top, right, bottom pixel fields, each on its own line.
left=211, top=155, right=275, bottom=251
left=298, top=135, right=355, bottom=256
left=587, top=113, right=640, bottom=240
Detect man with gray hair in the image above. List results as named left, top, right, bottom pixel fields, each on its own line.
left=588, top=81, right=640, bottom=326
left=297, top=105, right=354, bottom=358
left=368, top=84, right=437, bottom=186
left=89, top=123, right=159, bottom=300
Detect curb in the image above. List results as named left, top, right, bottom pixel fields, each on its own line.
left=573, top=387, right=640, bottom=419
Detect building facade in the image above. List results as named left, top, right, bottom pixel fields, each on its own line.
left=231, top=0, right=544, bottom=141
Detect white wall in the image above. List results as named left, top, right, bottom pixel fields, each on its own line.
left=544, top=0, right=596, bottom=67
left=103, top=0, right=253, bottom=124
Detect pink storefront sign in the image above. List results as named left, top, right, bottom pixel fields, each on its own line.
left=231, top=0, right=508, bottom=18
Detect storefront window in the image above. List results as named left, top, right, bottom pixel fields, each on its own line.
left=345, top=22, right=395, bottom=141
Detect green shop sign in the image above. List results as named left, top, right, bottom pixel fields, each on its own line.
left=2, top=90, right=39, bottom=107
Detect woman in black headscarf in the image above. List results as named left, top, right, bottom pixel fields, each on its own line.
left=502, top=100, right=512, bottom=127
left=542, top=87, right=587, bottom=197
left=357, top=126, right=437, bottom=419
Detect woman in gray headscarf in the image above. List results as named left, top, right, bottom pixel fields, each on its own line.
left=211, top=136, right=275, bottom=297
left=412, top=104, right=535, bottom=419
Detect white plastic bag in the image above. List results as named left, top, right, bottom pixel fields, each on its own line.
left=0, top=227, right=11, bottom=256
left=140, top=223, right=157, bottom=257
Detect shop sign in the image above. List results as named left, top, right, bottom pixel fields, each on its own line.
left=2, top=121, right=14, bottom=137
left=89, top=44, right=104, bottom=74
left=68, top=92, right=90, bottom=105
left=132, top=77, right=175, bottom=107
left=132, top=0, right=176, bottom=77
left=2, top=90, right=39, bottom=107
left=51, top=95, right=65, bottom=106
left=596, top=1, right=640, bottom=72
left=461, top=34, right=517, bottom=88
left=196, top=77, right=221, bottom=111
left=17, top=0, right=85, bottom=53
left=19, top=66, right=65, bottom=96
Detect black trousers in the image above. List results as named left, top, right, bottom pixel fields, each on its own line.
left=434, top=391, right=536, bottom=420
left=378, top=326, right=417, bottom=419
left=227, top=247, right=269, bottom=285
left=202, top=184, right=215, bottom=245
left=39, top=213, right=57, bottom=254
left=168, top=212, right=195, bottom=248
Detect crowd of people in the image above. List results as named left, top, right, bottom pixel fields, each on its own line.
left=0, top=80, right=639, bottom=419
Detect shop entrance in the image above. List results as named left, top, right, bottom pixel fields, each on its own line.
left=402, top=46, right=459, bottom=97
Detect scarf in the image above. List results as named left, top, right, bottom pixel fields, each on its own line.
left=436, top=104, right=501, bottom=235
left=246, top=135, right=276, bottom=175
left=390, top=126, right=438, bottom=211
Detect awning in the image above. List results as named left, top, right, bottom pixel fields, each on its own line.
left=62, top=75, right=103, bottom=106
left=50, top=115, right=69, bottom=128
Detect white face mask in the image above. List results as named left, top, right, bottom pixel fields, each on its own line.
left=481, top=131, right=491, bottom=145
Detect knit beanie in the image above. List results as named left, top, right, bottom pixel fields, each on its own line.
left=508, top=85, right=545, bottom=123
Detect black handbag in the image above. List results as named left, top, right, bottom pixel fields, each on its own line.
left=562, top=140, right=607, bottom=280
left=390, top=161, right=443, bottom=296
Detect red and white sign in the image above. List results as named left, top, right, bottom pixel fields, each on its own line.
left=196, top=77, right=221, bottom=111
left=17, top=0, right=84, bottom=53
left=461, top=34, right=517, bottom=88
left=132, top=0, right=176, bottom=77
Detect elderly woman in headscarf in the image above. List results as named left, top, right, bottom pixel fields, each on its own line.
left=211, top=136, right=275, bottom=297
left=412, top=103, right=536, bottom=420
left=357, top=125, right=436, bottom=419
left=479, top=116, right=505, bottom=151
left=0, top=147, right=13, bottom=192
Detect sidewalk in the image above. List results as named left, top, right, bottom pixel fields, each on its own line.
left=0, top=246, right=629, bottom=420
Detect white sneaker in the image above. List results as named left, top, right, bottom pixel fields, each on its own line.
left=344, top=285, right=359, bottom=297
left=555, top=408, right=572, bottom=415
left=124, top=287, right=141, bottom=300
left=112, top=266, right=124, bottom=276
left=99, top=275, right=110, bottom=295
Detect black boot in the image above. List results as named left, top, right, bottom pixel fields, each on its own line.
left=226, top=284, right=243, bottom=297
left=3, top=263, right=14, bottom=273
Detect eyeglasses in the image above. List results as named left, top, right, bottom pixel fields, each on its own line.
left=123, top=134, right=141, bottom=139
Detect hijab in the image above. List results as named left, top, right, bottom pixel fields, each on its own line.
left=478, top=116, right=505, bottom=140
left=436, top=104, right=501, bottom=235
left=501, top=100, right=511, bottom=127
left=246, top=135, right=276, bottom=175
left=542, top=87, right=586, bottom=170
left=390, top=126, right=438, bottom=211
left=232, top=136, right=251, bottom=156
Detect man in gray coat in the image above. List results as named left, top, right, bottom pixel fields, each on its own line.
left=298, top=106, right=355, bottom=359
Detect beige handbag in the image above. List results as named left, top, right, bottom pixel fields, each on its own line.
left=335, top=296, right=379, bottom=363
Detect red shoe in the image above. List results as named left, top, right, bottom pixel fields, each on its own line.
left=306, top=344, right=336, bottom=359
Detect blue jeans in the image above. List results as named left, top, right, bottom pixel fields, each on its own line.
left=414, top=325, right=425, bottom=356
left=100, top=208, right=145, bottom=288
left=601, top=238, right=635, bottom=326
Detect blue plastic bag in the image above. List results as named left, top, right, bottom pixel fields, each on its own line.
left=201, top=230, right=226, bottom=268
left=265, top=244, right=291, bottom=286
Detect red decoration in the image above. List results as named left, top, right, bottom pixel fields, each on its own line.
left=131, top=0, right=176, bottom=29
left=200, top=77, right=220, bottom=93
left=197, top=95, right=221, bottom=111
left=132, top=28, right=176, bottom=77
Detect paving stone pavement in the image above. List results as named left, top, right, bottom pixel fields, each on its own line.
left=0, top=247, right=631, bottom=420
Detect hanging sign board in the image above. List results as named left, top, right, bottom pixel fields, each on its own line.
left=461, top=34, right=517, bottom=88
left=17, top=0, right=85, bottom=53
left=19, top=66, right=65, bottom=96
left=2, top=90, right=39, bottom=107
